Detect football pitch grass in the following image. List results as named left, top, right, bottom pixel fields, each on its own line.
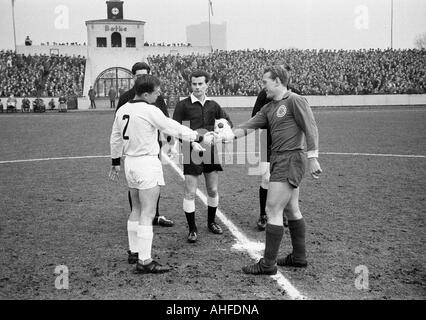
left=0, top=107, right=425, bottom=300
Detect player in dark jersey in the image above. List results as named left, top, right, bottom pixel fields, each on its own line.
left=218, top=65, right=321, bottom=275
left=252, top=80, right=301, bottom=231
left=116, top=62, right=174, bottom=265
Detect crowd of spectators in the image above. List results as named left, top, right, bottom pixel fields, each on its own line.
left=40, top=42, right=86, bottom=46
left=147, top=48, right=425, bottom=97
left=0, top=50, right=85, bottom=97
left=1, top=48, right=424, bottom=98
left=144, top=42, right=192, bottom=47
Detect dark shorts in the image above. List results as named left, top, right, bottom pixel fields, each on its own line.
left=269, top=150, right=306, bottom=188
left=183, top=145, right=223, bottom=176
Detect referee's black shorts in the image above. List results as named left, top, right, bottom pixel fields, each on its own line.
left=269, top=150, right=306, bottom=188
left=183, top=145, right=223, bottom=176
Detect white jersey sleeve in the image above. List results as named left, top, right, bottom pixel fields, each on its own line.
left=110, top=115, right=123, bottom=160
left=146, top=107, right=198, bottom=142
left=110, top=101, right=198, bottom=163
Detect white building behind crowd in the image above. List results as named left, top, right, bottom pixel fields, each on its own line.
left=16, top=1, right=210, bottom=98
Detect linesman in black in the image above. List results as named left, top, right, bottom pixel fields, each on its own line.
left=116, top=62, right=174, bottom=231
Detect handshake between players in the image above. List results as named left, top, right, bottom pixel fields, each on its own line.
left=192, top=118, right=235, bottom=152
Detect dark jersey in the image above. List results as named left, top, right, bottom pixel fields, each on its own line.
left=173, top=96, right=233, bottom=138
left=241, top=91, right=319, bottom=157
left=252, top=87, right=301, bottom=161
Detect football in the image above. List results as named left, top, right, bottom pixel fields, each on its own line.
left=214, top=118, right=234, bottom=143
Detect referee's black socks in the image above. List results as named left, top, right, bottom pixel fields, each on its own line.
left=185, top=211, right=197, bottom=232
left=155, top=194, right=160, bottom=218
left=259, top=187, right=268, bottom=217
left=207, top=206, right=217, bottom=225
left=128, top=191, right=132, bottom=211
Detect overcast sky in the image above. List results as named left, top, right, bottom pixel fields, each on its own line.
left=1, top=0, right=425, bottom=50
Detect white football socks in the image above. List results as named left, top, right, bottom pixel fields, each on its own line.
left=183, top=198, right=195, bottom=213
left=127, top=220, right=139, bottom=253
left=137, top=225, right=154, bottom=264
left=207, top=195, right=219, bottom=207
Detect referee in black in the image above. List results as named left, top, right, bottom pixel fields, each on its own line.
left=116, top=62, right=174, bottom=229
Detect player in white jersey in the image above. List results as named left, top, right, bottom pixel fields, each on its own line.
left=109, top=75, right=198, bottom=274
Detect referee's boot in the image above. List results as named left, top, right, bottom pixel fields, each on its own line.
left=187, top=230, right=198, bottom=243
left=153, top=215, right=174, bottom=227
left=208, top=222, right=223, bottom=234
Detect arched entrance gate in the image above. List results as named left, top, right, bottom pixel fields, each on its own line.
left=94, top=67, right=133, bottom=97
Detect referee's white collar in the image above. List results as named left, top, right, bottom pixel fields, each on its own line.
left=190, top=93, right=211, bottom=106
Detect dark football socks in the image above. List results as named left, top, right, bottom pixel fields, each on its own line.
left=259, top=187, right=267, bottom=217
left=207, top=206, right=217, bottom=225
left=263, top=224, right=284, bottom=266
left=155, top=194, right=160, bottom=218
left=185, top=211, right=197, bottom=232
left=288, top=218, right=307, bottom=263
left=128, top=191, right=132, bottom=211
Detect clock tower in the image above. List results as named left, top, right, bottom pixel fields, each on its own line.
left=107, top=1, right=124, bottom=20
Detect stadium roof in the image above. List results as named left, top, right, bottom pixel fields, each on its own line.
left=85, top=19, right=145, bottom=25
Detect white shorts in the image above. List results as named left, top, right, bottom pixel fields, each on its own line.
left=124, top=156, right=165, bottom=190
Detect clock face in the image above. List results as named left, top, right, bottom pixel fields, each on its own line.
left=112, top=7, right=119, bottom=15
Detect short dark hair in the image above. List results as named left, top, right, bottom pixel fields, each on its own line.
left=132, top=62, right=151, bottom=75
left=134, top=75, right=161, bottom=96
left=189, top=70, right=210, bottom=83
left=264, top=64, right=292, bottom=87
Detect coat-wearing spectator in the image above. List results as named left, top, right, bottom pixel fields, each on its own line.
left=59, top=93, right=67, bottom=112
left=22, top=95, right=31, bottom=112
left=108, top=87, right=117, bottom=109
left=7, top=94, right=17, bottom=112
left=88, top=86, right=96, bottom=109
left=48, top=98, right=56, bottom=110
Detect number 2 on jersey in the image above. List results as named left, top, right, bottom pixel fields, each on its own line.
left=122, top=115, right=130, bottom=140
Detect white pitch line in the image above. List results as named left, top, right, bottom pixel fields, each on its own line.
left=0, top=155, right=109, bottom=164
left=216, top=152, right=426, bottom=158
left=321, top=152, right=426, bottom=158
left=1, top=150, right=425, bottom=165
left=161, top=152, right=307, bottom=300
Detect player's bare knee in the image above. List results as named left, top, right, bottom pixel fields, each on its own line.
left=184, top=185, right=197, bottom=200
left=265, top=202, right=280, bottom=217
left=184, top=192, right=196, bottom=201
left=206, top=188, right=218, bottom=198
left=285, top=201, right=299, bottom=214
left=286, top=210, right=302, bottom=220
